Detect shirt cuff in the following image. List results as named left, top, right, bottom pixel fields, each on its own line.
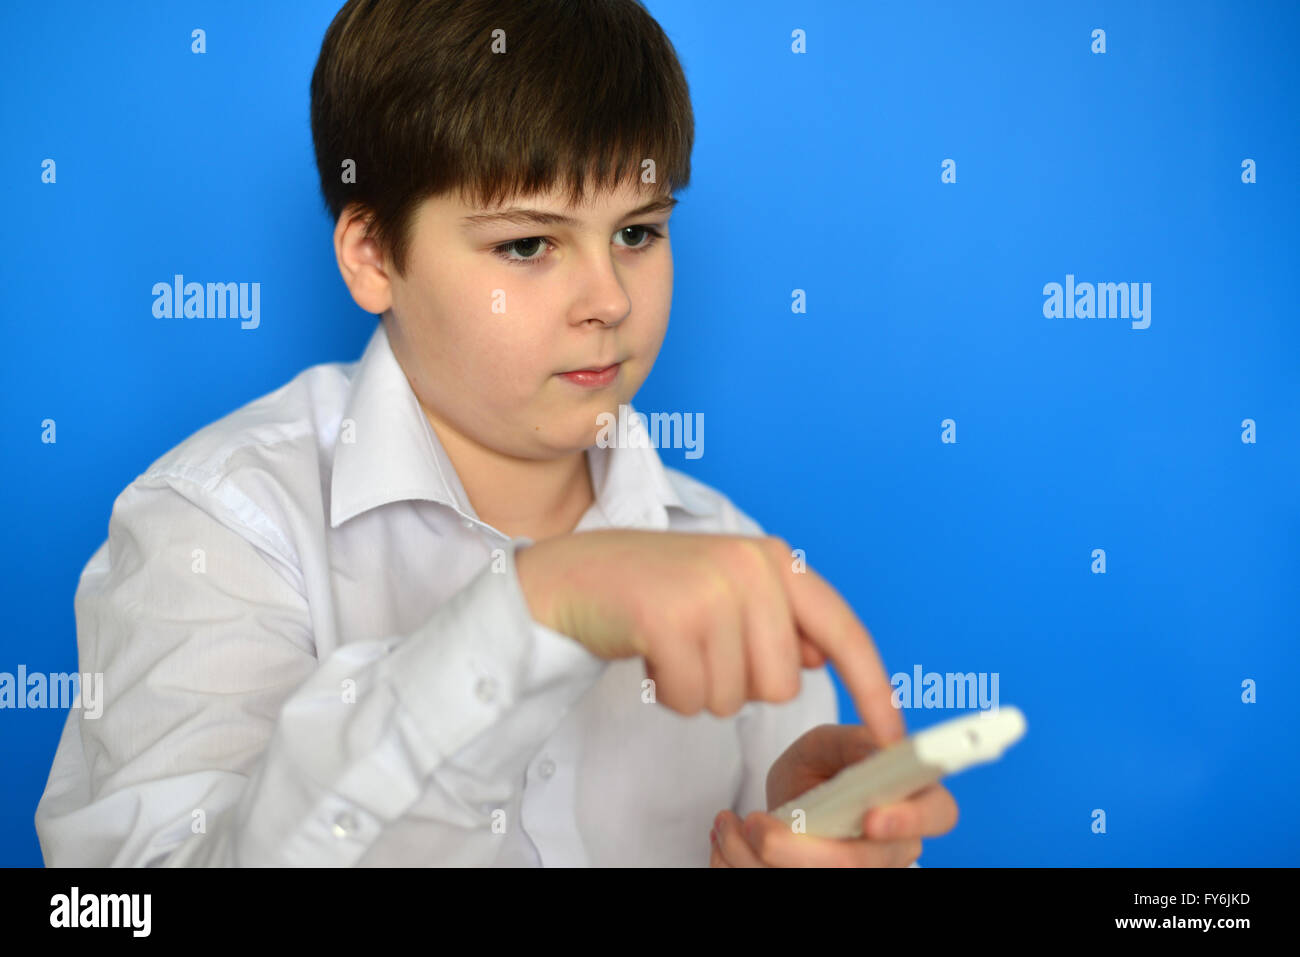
left=383, top=540, right=606, bottom=777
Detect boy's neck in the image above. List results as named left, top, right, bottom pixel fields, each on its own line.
left=419, top=406, right=597, bottom=543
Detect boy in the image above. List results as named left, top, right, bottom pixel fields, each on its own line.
left=35, top=0, right=955, bottom=866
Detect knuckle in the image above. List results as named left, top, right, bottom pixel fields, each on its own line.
left=771, top=664, right=801, bottom=702
left=763, top=534, right=792, bottom=556
left=701, top=565, right=739, bottom=616
left=718, top=536, right=769, bottom=582
left=684, top=563, right=735, bottom=633
left=762, top=535, right=797, bottom=572
left=669, top=591, right=712, bottom=643
left=659, top=679, right=706, bottom=717
left=711, top=691, right=746, bottom=718
left=754, top=640, right=802, bottom=703
left=628, top=594, right=668, bottom=650
left=757, top=678, right=798, bottom=706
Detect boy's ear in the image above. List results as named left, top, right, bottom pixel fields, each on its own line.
left=334, top=204, right=393, bottom=316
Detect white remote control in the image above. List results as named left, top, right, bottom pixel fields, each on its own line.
left=769, top=706, right=1028, bottom=839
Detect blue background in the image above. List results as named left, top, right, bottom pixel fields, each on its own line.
left=3, top=0, right=1296, bottom=867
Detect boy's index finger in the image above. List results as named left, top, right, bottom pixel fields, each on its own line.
left=776, top=555, right=906, bottom=748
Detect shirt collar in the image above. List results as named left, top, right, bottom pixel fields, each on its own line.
left=330, top=320, right=719, bottom=532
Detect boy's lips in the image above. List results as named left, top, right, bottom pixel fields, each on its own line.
left=557, top=360, right=624, bottom=388
left=559, top=358, right=626, bottom=374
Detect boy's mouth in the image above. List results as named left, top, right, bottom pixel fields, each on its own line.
left=562, top=361, right=621, bottom=374
left=557, top=361, right=624, bottom=388
left=558, top=354, right=627, bottom=373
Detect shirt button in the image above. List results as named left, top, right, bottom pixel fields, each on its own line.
left=461, top=518, right=474, bottom=529
left=331, top=811, right=358, bottom=838
left=538, top=758, right=556, bottom=779
left=475, top=676, right=498, bottom=703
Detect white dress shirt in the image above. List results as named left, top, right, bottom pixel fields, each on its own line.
left=35, top=319, right=837, bottom=867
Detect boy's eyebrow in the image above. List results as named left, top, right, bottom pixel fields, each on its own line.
left=460, top=196, right=678, bottom=229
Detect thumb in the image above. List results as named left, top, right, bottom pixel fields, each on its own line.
left=794, top=723, right=879, bottom=778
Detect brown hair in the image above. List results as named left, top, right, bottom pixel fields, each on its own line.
left=309, top=0, right=695, bottom=279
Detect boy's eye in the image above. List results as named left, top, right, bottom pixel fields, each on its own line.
left=615, top=225, right=661, bottom=249
left=491, top=225, right=665, bottom=266
left=498, top=237, right=548, bottom=261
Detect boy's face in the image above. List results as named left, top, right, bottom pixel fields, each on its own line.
left=368, top=180, right=676, bottom=460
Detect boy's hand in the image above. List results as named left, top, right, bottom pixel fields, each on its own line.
left=514, top=530, right=904, bottom=745
left=708, top=723, right=958, bottom=867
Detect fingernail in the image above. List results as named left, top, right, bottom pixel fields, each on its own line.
left=710, top=826, right=718, bottom=847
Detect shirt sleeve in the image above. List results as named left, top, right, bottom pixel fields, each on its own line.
left=34, top=477, right=607, bottom=867
left=723, top=504, right=841, bottom=820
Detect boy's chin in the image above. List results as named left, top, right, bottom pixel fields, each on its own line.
left=527, top=409, right=621, bottom=454
left=542, top=423, right=610, bottom=454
